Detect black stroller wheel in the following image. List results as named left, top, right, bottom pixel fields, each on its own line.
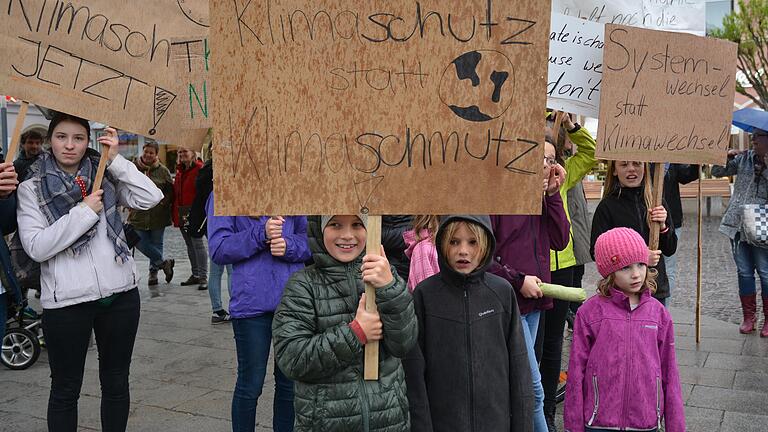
left=1, top=327, right=41, bottom=370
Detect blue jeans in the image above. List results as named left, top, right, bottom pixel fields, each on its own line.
left=731, top=233, right=768, bottom=297
left=134, top=228, right=165, bottom=271
left=208, top=258, right=232, bottom=312
left=231, top=313, right=294, bottom=432
left=664, top=227, right=683, bottom=306
left=521, top=310, right=547, bottom=432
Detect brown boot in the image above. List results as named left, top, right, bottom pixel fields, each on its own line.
left=762, top=296, right=768, bottom=338
left=740, top=294, right=757, bottom=334
left=148, top=270, right=159, bottom=286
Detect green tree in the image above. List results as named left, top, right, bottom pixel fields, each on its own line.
left=711, top=0, right=768, bottom=110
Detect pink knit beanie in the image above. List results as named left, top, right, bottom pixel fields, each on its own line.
left=594, top=227, right=649, bottom=278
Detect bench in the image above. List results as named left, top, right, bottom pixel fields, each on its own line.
left=582, top=180, right=603, bottom=200
left=680, top=177, right=732, bottom=216
left=581, top=178, right=732, bottom=216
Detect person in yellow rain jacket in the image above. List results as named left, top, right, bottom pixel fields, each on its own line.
left=541, top=112, right=598, bottom=432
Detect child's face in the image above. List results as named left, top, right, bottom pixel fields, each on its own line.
left=613, top=262, right=647, bottom=296
left=446, top=223, right=482, bottom=274
left=323, top=215, right=367, bottom=263
left=613, top=161, right=644, bottom=188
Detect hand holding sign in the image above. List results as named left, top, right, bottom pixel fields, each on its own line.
left=361, top=246, right=394, bottom=289
left=266, top=216, right=285, bottom=240
left=83, top=190, right=104, bottom=214
left=648, top=206, right=667, bottom=231
left=0, top=162, right=19, bottom=198
left=96, top=128, right=120, bottom=161
left=355, top=294, right=383, bottom=342
left=92, top=127, right=118, bottom=193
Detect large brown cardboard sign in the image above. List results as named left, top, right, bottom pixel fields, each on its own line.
left=596, top=24, right=737, bottom=165
left=0, top=0, right=208, bottom=144
left=211, top=0, right=552, bottom=216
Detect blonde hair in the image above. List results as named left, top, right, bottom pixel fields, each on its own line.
left=440, top=220, right=490, bottom=268
left=603, top=161, right=654, bottom=228
left=596, top=267, right=658, bottom=297
left=412, top=215, right=440, bottom=243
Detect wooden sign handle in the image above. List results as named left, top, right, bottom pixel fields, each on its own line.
left=553, top=111, right=565, bottom=145
left=648, top=163, right=665, bottom=251
left=695, top=166, right=703, bottom=343
left=6, top=101, right=29, bottom=161
left=92, top=143, right=108, bottom=192
left=364, top=215, right=382, bottom=380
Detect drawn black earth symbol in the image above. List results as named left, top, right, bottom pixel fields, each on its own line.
left=438, top=50, right=516, bottom=122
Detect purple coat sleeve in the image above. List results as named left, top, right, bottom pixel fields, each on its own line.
left=545, top=193, right=570, bottom=252
left=659, top=311, right=686, bottom=432
left=564, top=310, right=593, bottom=432
left=206, top=194, right=268, bottom=265
left=278, top=217, right=311, bottom=264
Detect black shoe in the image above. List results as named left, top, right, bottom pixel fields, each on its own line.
left=148, top=271, right=158, bottom=286
left=161, top=259, right=175, bottom=283
left=211, top=310, right=231, bottom=324
left=180, top=276, right=201, bottom=286
left=198, top=281, right=208, bottom=291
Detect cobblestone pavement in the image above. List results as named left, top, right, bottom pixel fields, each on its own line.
left=2, top=202, right=767, bottom=431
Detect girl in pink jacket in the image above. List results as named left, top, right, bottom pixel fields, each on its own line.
left=403, top=215, right=440, bottom=292
left=565, top=227, right=685, bottom=432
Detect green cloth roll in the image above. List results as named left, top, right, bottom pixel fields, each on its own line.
left=538, top=283, right=587, bottom=302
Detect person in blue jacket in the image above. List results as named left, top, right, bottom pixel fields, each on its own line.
left=0, top=160, right=21, bottom=341
left=206, top=193, right=311, bottom=432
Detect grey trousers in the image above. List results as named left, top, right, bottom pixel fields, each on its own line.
left=181, top=229, right=208, bottom=280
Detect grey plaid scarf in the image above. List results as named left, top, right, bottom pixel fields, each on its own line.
left=32, top=149, right=130, bottom=262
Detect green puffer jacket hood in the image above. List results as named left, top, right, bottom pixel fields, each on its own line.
left=273, top=216, right=418, bottom=432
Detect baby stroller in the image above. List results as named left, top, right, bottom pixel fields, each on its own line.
left=1, top=301, right=43, bottom=370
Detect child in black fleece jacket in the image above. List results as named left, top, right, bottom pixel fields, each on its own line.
left=405, top=214, right=534, bottom=432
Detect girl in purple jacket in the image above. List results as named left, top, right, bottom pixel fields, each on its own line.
left=565, top=227, right=684, bottom=432
left=206, top=194, right=311, bottom=432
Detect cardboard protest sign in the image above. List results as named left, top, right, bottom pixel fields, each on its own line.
left=596, top=24, right=737, bottom=165
left=211, top=0, right=551, bottom=216
left=553, top=0, right=706, bottom=35
left=0, top=0, right=208, bottom=144
left=547, top=14, right=604, bottom=117
left=171, top=36, right=211, bottom=129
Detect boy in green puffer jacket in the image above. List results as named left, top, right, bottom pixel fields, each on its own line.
left=273, top=214, right=417, bottom=432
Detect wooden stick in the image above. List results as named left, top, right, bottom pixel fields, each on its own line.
left=696, top=166, right=703, bottom=343
left=364, top=215, right=382, bottom=380
left=648, top=163, right=665, bottom=250
left=92, top=143, right=108, bottom=192
left=553, top=111, right=564, bottom=145
left=6, top=101, right=29, bottom=161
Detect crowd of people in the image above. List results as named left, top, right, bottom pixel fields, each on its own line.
left=0, top=110, right=766, bottom=432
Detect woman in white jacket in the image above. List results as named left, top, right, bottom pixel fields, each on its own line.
left=16, top=113, right=163, bottom=432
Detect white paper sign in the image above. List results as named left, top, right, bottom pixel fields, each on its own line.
left=547, top=14, right=605, bottom=117
left=553, top=0, right=706, bottom=36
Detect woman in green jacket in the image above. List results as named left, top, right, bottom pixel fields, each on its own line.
left=273, top=214, right=417, bottom=432
left=542, top=112, right=598, bottom=431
